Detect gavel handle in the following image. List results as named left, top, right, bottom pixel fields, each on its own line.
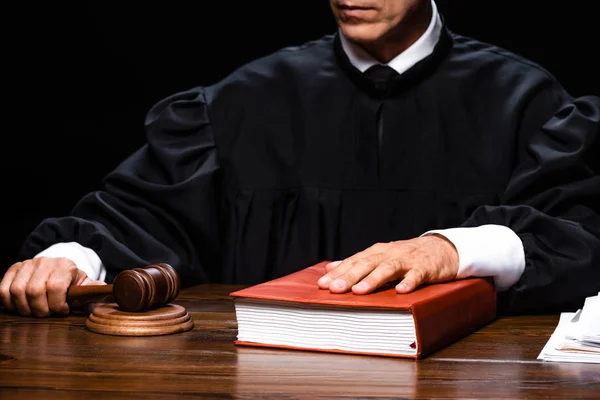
left=67, top=285, right=114, bottom=307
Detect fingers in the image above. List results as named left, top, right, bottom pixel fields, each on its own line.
left=26, top=261, right=54, bottom=317
left=320, top=250, right=398, bottom=294
left=47, top=258, right=88, bottom=315
left=0, top=263, right=21, bottom=312
left=46, top=269, right=76, bottom=316
left=352, top=260, right=402, bottom=294
left=330, top=253, right=387, bottom=293
left=317, top=235, right=461, bottom=295
left=318, top=243, right=390, bottom=290
left=325, top=260, right=342, bottom=272
left=396, top=268, right=428, bottom=294
left=10, top=262, right=35, bottom=316
left=319, top=255, right=369, bottom=290
left=0, top=257, right=84, bottom=317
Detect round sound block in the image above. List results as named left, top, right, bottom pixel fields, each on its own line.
left=85, top=303, right=194, bottom=336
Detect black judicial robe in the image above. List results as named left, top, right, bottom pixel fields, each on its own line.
left=20, top=25, right=600, bottom=315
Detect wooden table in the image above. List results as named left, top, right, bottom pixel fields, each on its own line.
left=0, top=285, right=598, bottom=399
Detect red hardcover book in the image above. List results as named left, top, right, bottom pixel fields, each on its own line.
left=230, top=261, right=497, bottom=359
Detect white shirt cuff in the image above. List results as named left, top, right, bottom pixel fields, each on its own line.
left=34, top=242, right=107, bottom=282
left=421, top=224, right=525, bottom=292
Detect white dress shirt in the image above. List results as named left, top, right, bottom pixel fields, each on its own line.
left=35, top=0, right=525, bottom=292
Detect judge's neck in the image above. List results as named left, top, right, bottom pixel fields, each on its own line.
left=354, top=2, right=433, bottom=64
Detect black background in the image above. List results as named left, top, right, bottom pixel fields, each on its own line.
left=3, top=1, right=599, bottom=272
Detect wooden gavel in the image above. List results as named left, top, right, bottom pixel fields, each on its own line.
left=66, top=263, right=180, bottom=312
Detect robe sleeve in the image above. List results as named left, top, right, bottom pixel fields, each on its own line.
left=461, top=80, right=600, bottom=315
left=18, top=86, right=222, bottom=285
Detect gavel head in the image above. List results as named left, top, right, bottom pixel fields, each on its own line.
left=112, top=263, right=180, bottom=312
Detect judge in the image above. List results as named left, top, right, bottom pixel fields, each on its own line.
left=1, top=0, right=599, bottom=318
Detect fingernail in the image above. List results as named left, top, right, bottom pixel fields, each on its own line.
left=318, top=276, right=331, bottom=286
left=329, top=260, right=342, bottom=267
left=331, top=279, right=346, bottom=290
left=353, top=281, right=369, bottom=291
left=397, top=283, right=408, bottom=292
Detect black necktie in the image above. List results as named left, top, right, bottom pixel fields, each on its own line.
left=364, top=64, right=399, bottom=93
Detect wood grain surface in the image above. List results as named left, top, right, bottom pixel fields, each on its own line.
left=1, top=284, right=598, bottom=399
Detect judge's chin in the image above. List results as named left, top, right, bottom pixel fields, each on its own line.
left=337, top=22, right=392, bottom=44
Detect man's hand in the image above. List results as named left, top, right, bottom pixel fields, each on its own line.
left=0, top=257, right=106, bottom=317
left=317, top=235, right=459, bottom=294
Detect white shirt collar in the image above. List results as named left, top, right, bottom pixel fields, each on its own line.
left=339, top=0, right=442, bottom=74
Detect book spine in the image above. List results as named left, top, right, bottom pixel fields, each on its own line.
left=410, top=279, right=497, bottom=358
